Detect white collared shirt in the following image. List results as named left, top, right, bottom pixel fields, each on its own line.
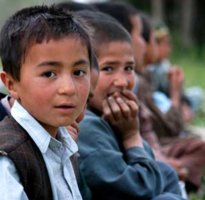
left=0, top=100, right=82, bottom=200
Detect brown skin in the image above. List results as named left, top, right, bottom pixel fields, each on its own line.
left=89, top=41, right=143, bottom=149
left=168, top=66, right=184, bottom=107
left=1, top=38, right=91, bottom=138
left=67, top=67, right=99, bottom=142
left=102, top=90, right=142, bottom=149
left=143, top=31, right=158, bottom=70
left=156, top=35, right=171, bottom=62
left=130, top=15, right=146, bottom=71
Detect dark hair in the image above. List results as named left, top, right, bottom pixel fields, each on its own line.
left=76, top=11, right=133, bottom=56
left=94, top=1, right=139, bottom=33
left=0, top=5, right=92, bottom=81
left=141, top=14, right=152, bottom=43
left=92, top=53, right=99, bottom=71
left=57, top=1, right=97, bottom=12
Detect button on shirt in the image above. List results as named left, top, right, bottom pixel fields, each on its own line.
left=0, top=101, right=82, bottom=200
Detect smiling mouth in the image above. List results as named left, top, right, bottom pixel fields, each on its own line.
left=107, top=93, right=115, bottom=97
left=107, top=91, right=123, bottom=98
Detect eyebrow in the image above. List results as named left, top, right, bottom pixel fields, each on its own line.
left=36, top=59, right=90, bottom=68
left=103, top=61, right=135, bottom=65
left=126, top=61, right=135, bottom=65
left=74, top=59, right=90, bottom=67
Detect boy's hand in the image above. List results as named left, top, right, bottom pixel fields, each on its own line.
left=66, top=121, right=80, bottom=143
left=167, top=66, right=184, bottom=107
left=102, top=90, right=143, bottom=149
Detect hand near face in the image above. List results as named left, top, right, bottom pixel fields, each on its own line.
left=167, top=66, right=184, bottom=106
left=102, top=90, right=143, bottom=149
left=168, top=66, right=184, bottom=89
left=66, top=121, right=80, bottom=143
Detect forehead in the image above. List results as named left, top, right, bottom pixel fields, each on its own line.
left=130, top=15, right=142, bottom=32
left=158, top=35, right=171, bottom=44
left=24, top=37, right=89, bottom=62
left=98, top=41, right=133, bottom=58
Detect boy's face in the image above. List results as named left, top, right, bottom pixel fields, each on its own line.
left=131, top=15, right=146, bottom=69
left=89, top=41, right=135, bottom=112
left=157, top=36, right=171, bottom=61
left=76, top=67, right=99, bottom=123
left=144, top=31, right=158, bottom=66
left=7, top=38, right=90, bottom=135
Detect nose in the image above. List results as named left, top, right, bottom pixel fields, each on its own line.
left=113, top=72, right=128, bottom=88
left=58, top=75, right=76, bottom=96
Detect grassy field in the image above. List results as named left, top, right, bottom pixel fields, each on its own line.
left=170, top=44, right=205, bottom=127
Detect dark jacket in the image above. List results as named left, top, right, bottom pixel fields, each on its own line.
left=0, top=116, right=53, bottom=200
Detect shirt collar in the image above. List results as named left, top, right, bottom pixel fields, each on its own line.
left=1, top=95, right=11, bottom=115
left=11, top=101, right=78, bottom=155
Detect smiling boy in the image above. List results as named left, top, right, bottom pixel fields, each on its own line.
left=0, top=5, right=92, bottom=200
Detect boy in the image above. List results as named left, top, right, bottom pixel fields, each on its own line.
left=77, top=11, right=187, bottom=200
left=0, top=5, right=92, bottom=200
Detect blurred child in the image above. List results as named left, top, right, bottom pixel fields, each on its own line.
left=148, top=23, right=204, bottom=122
left=0, top=5, right=93, bottom=200
left=76, top=10, right=186, bottom=200
left=138, top=14, right=205, bottom=192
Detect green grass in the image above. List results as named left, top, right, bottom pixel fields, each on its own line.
left=171, top=51, right=205, bottom=89
left=170, top=42, right=205, bottom=127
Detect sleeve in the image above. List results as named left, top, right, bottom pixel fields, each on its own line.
left=164, top=106, right=184, bottom=136
left=78, top=114, right=164, bottom=200
left=0, top=156, right=29, bottom=200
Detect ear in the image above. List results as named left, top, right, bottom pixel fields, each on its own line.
left=1, top=71, right=20, bottom=99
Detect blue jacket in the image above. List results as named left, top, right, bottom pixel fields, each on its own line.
left=78, top=110, right=186, bottom=200
left=78, top=110, right=164, bottom=200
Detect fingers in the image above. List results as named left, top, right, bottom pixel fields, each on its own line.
left=125, top=99, right=138, bottom=118
left=102, top=98, right=116, bottom=122
left=66, top=124, right=79, bottom=142
left=112, top=90, right=139, bottom=105
left=102, top=95, right=138, bottom=121
left=71, top=121, right=80, bottom=134
left=108, top=97, right=122, bottom=120
left=116, top=97, right=130, bottom=118
left=121, top=90, right=137, bottom=101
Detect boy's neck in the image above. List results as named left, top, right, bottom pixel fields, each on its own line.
left=37, top=120, right=59, bottom=138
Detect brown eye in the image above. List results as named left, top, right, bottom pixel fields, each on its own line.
left=125, top=66, right=134, bottom=71
left=73, top=70, right=85, bottom=76
left=101, top=67, right=113, bottom=71
left=43, top=71, right=56, bottom=78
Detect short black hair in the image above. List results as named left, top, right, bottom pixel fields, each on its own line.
left=57, top=1, right=97, bottom=12
left=76, top=11, right=133, bottom=56
left=0, top=5, right=92, bottom=81
left=141, top=14, right=152, bottom=43
left=94, top=1, right=139, bottom=33
left=91, top=53, right=99, bottom=71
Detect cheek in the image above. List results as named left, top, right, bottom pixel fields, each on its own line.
left=94, top=74, right=110, bottom=96
left=127, top=73, right=135, bottom=90
left=78, top=82, right=90, bottom=101
left=33, top=90, right=50, bottom=107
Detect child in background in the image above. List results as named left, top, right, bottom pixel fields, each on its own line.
left=148, top=23, right=204, bottom=122
left=0, top=5, right=92, bottom=200
left=77, top=10, right=186, bottom=200
left=137, top=13, right=205, bottom=192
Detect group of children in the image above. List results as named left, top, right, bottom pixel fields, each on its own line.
left=0, top=1, right=204, bottom=200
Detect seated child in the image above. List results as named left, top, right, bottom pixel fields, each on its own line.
left=0, top=5, right=93, bottom=200
left=76, top=11, right=187, bottom=200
